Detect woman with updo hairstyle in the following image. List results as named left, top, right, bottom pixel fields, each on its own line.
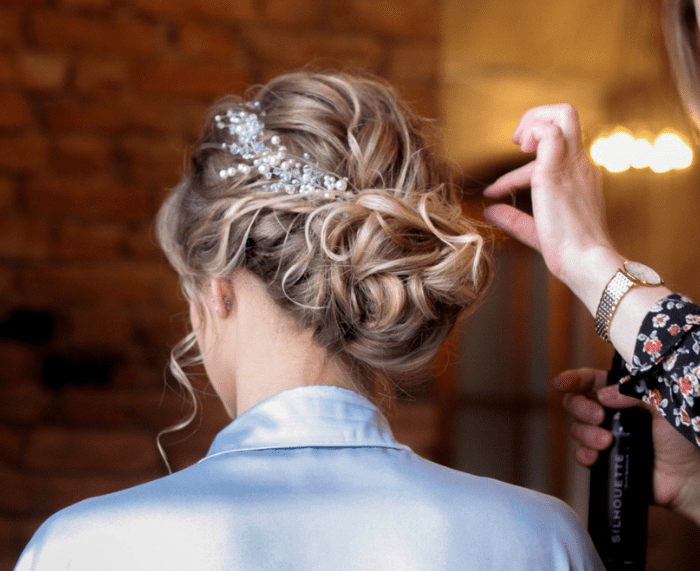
left=15, top=71, right=604, bottom=570
left=159, top=71, right=491, bottom=411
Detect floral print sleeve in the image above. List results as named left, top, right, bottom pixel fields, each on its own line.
left=618, top=293, right=700, bottom=448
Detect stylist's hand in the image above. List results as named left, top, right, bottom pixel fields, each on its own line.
left=483, top=104, right=618, bottom=309
left=555, top=367, right=700, bottom=526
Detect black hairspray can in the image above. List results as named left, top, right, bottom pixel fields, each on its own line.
left=587, top=352, right=653, bottom=570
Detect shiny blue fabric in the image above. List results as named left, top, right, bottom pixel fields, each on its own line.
left=15, top=386, right=604, bottom=570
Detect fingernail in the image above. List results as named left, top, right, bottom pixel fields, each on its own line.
left=592, top=405, right=605, bottom=424
left=598, top=431, right=613, bottom=449
left=599, top=385, right=618, bottom=399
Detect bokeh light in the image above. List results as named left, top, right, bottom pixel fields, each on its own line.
left=590, top=129, right=692, bottom=173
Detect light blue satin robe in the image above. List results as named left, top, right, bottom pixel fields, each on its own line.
left=15, top=385, right=604, bottom=570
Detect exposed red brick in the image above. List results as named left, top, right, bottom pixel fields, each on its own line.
left=0, top=91, right=29, bottom=128
left=31, top=11, right=165, bottom=56
left=0, top=132, right=49, bottom=172
left=131, top=304, right=187, bottom=349
left=137, top=59, right=251, bottom=99
left=183, top=100, right=211, bottom=140
left=111, top=358, right=175, bottom=389
left=179, top=23, right=248, bottom=61
left=126, top=222, right=164, bottom=258
left=17, top=52, right=69, bottom=91
left=2, top=0, right=51, bottom=5
left=0, top=381, right=52, bottom=424
left=55, top=219, right=125, bottom=260
left=45, top=94, right=180, bottom=135
left=27, top=175, right=150, bottom=219
left=25, top=426, right=159, bottom=473
left=263, top=0, right=321, bottom=25
left=0, top=517, right=38, bottom=571
left=0, top=216, right=51, bottom=260
left=0, top=266, right=13, bottom=298
left=388, top=41, right=438, bottom=84
left=53, top=387, right=191, bottom=430
left=2, top=553, right=22, bottom=571
left=0, top=8, right=22, bottom=46
left=75, top=55, right=129, bottom=93
left=129, top=0, right=255, bottom=21
left=247, top=28, right=383, bottom=71
left=60, top=0, right=114, bottom=9
left=346, top=0, right=438, bottom=38
left=20, top=260, right=181, bottom=306
left=67, top=301, right=134, bottom=348
left=0, top=51, right=15, bottom=83
left=119, top=134, right=185, bottom=186
left=53, top=388, right=143, bottom=428
left=0, top=342, right=40, bottom=384
left=34, top=473, right=149, bottom=513
left=0, top=176, right=14, bottom=211
left=0, top=465, right=33, bottom=512
left=0, top=426, right=27, bottom=465
left=51, top=133, right=112, bottom=176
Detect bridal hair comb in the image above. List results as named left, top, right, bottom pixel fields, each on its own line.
left=215, top=102, right=350, bottom=198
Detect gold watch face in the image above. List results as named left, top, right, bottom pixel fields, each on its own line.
left=623, top=261, right=663, bottom=286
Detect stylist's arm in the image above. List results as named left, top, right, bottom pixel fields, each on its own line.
left=483, top=103, right=700, bottom=527
left=482, top=104, right=671, bottom=363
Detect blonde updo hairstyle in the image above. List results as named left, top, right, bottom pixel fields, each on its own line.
left=157, top=70, right=491, bottom=406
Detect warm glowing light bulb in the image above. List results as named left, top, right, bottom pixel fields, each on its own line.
left=605, top=131, right=634, bottom=173
left=589, top=128, right=693, bottom=173
left=590, top=138, right=608, bottom=166
left=630, top=138, right=653, bottom=169
left=650, top=132, right=693, bottom=172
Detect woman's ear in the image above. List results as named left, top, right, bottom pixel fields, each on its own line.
left=210, top=277, right=234, bottom=318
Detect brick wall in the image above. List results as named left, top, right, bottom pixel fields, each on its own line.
left=0, top=0, right=441, bottom=566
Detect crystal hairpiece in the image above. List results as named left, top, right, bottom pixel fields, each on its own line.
left=215, top=102, right=349, bottom=198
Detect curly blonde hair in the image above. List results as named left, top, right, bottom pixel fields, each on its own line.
left=156, top=70, right=492, bottom=409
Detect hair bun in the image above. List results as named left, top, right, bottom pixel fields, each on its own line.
left=157, top=70, right=492, bottom=402
left=310, top=187, right=490, bottom=391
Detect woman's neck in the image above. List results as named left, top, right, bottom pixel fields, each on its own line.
left=218, top=271, right=353, bottom=417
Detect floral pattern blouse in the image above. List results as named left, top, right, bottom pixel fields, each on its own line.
left=618, top=293, right=700, bottom=448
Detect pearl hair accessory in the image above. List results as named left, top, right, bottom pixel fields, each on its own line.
left=215, top=102, right=350, bottom=199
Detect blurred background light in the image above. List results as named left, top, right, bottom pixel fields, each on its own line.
left=590, top=129, right=693, bottom=173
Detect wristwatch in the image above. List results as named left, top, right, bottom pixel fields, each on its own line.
left=594, top=261, right=664, bottom=342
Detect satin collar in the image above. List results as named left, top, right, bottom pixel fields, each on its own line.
left=202, top=385, right=408, bottom=461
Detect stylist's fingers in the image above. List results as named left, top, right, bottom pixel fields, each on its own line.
left=483, top=161, right=535, bottom=198
left=556, top=369, right=614, bottom=460
left=485, top=106, right=584, bottom=199
left=555, top=368, right=640, bottom=419
left=512, top=104, right=582, bottom=150
left=574, top=445, right=601, bottom=467
left=596, top=385, right=643, bottom=410
left=482, top=204, right=540, bottom=251
left=521, top=122, right=568, bottom=174
left=562, top=393, right=605, bottom=425
left=554, top=368, right=606, bottom=395
left=570, top=421, right=613, bottom=454
left=554, top=367, right=646, bottom=468
left=555, top=367, right=641, bottom=411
